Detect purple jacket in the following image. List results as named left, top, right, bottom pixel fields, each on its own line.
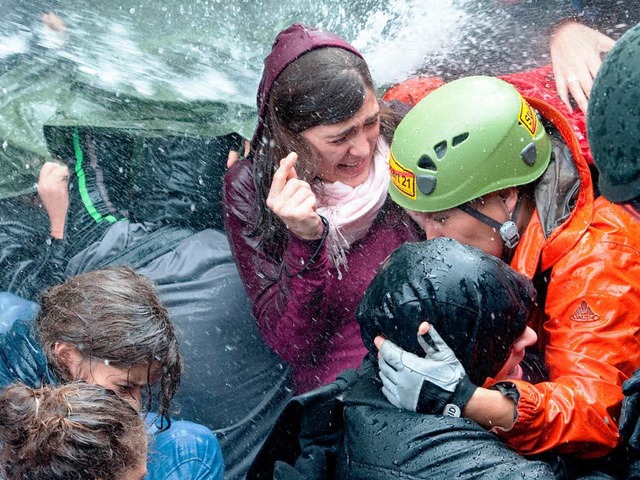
left=223, top=160, right=421, bottom=392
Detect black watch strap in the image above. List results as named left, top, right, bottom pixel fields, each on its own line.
left=443, top=375, right=477, bottom=417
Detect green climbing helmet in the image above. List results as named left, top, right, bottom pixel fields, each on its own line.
left=389, top=76, right=552, bottom=212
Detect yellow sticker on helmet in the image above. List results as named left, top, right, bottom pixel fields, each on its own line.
left=518, top=98, right=538, bottom=137
left=390, top=151, right=416, bottom=199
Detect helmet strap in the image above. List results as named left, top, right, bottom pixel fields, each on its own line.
left=457, top=196, right=522, bottom=250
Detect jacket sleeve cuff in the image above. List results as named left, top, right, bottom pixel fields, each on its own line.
left=490, top=380, right=539, bottom=436
left=283, top=216, right=329, bottom=276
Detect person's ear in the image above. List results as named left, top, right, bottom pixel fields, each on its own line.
left=53, top=342, right=84, bottom=379
left=499, top=187, right=519, bottom=215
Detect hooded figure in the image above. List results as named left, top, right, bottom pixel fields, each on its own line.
left=251, top=23, right=363, bottom=155
left=357, top=237, right=535, bottom=386
left=223, top=23, right=421, bottom=393
left=248, top=238, right=562, bottom=480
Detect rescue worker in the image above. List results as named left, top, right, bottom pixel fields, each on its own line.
left=378, top=75, right=640, bottom=461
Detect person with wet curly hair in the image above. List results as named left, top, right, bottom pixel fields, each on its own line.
left=0, top=266, right=224, bottom=480
left=0, top=382, right=147, bottom=480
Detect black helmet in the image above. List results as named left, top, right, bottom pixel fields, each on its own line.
left=588, top=22, right=640, bottom=202
left=356, top=237, right=537, bottom=385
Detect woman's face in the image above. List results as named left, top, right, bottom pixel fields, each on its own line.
left=493, top=327, right=538, bottom=381
left=300, top=88, right=380, bottom=187
left=76, top=358, right=159, bottom=412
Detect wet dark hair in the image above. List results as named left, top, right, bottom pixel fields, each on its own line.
left=252, top=47, right=400, bottom=259
left=0, top=382, right=146, bottom=480
left=36, top=266, right=182, bottom=430
left=357, top=238, right=537, bottom=385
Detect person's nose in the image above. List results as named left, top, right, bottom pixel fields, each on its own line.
left=123, top=387, right=143, bottom=412
left=423, top=221, right=446, bottom=240
left=516, top=327, right=538, bottom=351
left=349, top=131, right=370, bottom=158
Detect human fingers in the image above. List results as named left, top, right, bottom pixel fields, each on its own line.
left=38, top=162, right=69, bottom=186
left=380, top=377, right=403, bottom=409
left=280, top=152, right=299, bottom=181
left=269, top=152, right=298, bottom=196
left=598, top=35, right=616, bottom=55
left=267, top=177, right=314, bottom=217
left=567, top=73, right=590, bottom=114
left=379, top=340, right=404, bottom=371
left=296, top=194, right=319, bottom=217
left=267, top=178, right=324, bottom=240
left=587, top=60, right=602, bottom=92
left=553, top=66, right=573, bottom=113
left=278, top=175, right=314, bottom=201
left=379, top=357, right=408, bottom=407
left=284, top=153, right=298, bottom=181
left=374, top=335, right=386, bottom=350
left=420, top=325, right=459, bottom=364
left=227, top=150, right=240, bottom=168
left=277, top=191, right=319, bottom=230
left=417, top=322, right=430, bottom=336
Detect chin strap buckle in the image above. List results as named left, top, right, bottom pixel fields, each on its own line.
left=500, top=221, right=520, bottom=249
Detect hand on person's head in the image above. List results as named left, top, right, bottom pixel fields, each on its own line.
left=374, top=322, right=432, bottom=351
left=376, top=324, right=476, bottom=415
left=266, top=152, right=324, bottom=241
left=37, top=161, right=70, bottom=240
left=550, top=21, right=615, bottom=114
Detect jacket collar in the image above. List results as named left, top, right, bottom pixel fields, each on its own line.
left=511, top=96, right=594, bottom=276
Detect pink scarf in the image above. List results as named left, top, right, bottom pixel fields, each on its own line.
left=314, top=138, right=390, bottom=275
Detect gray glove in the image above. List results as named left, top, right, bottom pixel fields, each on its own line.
left=378, top=326, right=477, bottom=416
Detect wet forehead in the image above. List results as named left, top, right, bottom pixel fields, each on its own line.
left=98, top=361, right=152, bottom=387
left=320, top=89, right=380, bottom=138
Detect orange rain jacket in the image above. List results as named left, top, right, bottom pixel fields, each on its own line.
left=385, top=69, right=640, bottom=458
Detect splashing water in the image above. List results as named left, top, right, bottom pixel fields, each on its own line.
left=1, top=0, right=549, bottom=104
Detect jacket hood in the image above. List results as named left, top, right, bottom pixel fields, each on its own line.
left=251, top=23, right=363, bottom=153
left=356, top=238, right=537, bottom=385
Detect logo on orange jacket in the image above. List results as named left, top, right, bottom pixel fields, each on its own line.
left=570, top=301, right=600, bottom=322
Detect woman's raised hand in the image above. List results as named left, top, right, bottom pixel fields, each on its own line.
left=267, top=152, right=324, bottom=241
